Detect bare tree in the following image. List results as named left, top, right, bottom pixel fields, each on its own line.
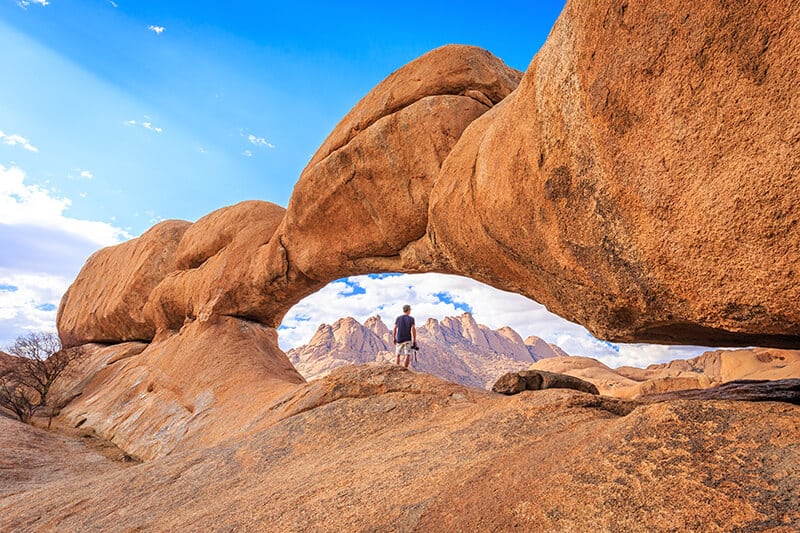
left=0, top=332, right=85, bottom=426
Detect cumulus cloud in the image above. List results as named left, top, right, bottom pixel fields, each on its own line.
left=0, top=129, right=39, bottom=153
left=0, top=164, right=129, bottom=347
left=0, top=273, right=66, bottom=346
left=278, top=273, right=713, bottom=369
left=148, top=25, right=166, bottom=35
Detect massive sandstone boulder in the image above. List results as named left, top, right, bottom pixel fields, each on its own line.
left=57, top=220, right=190, bottom=347
left=243, top=45, right=522, bottom=325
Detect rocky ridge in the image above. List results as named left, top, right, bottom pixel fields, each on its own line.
left=287, top=312, right=564, bottom=388
left=531, top=348, right=800, bottom=399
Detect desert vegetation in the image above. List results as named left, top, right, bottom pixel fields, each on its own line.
left=0, top=332, right=84, bottom=426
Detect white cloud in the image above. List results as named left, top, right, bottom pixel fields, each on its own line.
left=239, top=130, right=275, bottom=155
left=247, top=134, right=275, bottom=149
left=126, top=118, right=163, bottom=134
left=16, top=0, right=49, bottom=9
left=69, top=169, right=94, bottom=180
left=0, top=273, right=64, bottom=348
left=0, top=165, right=126, bottom=245
left=0, top=129, right=39, bottom=153
left=0, top=164, right=129, bottom=347
left=109, top=1, right=118, bottom=7
left=148, top=25, right=166, bottom=35
left=279, top=273, right=713, bottom=369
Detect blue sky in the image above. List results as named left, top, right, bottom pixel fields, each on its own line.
left=0, top=0, right=718, bottom=367
left=0, top=0, right=564, bottom=232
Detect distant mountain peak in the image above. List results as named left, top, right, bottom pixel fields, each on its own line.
left=287, top=314, right=567, bottom=389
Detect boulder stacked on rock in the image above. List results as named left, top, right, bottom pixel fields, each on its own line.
left=492, top=370, right=600, bottom=396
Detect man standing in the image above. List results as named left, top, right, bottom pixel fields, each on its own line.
left=393, top=304, right=416, bottom=368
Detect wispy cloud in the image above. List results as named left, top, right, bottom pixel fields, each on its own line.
left=0, top=130, right=39, bottom=153
left=0, top=164, right=129, bottom=347
left=279, top=273, right=715, bottom=369
left=240, top=130, right=275, bottom=156
left=109, top=1, right=118, bottom=7
left=147, top=25, right=166, bottom=35
left=248, top=134, right=275, bottom=149
left=16, top=0, right=49, bottom=9
left=68, top=169, right=94, bottom=180
left=126, top=118, right=164, bottom=133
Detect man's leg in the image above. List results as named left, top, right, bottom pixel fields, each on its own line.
left=403, top=354, right=410, bottom=368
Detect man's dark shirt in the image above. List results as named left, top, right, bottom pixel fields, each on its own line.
left=394, top=315, right=415, bottom=343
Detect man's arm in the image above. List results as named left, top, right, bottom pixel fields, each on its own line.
left=392, top=325, right=397, bottom=344
left=411, top=324, right=416, bottom=344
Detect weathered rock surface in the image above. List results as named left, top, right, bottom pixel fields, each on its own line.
left=241, top=45, right=522, bottom=325
left=643, top=347, right=800, bottom=383
left=55, top=318, right=304, bottom=461
left=57, top=220, right=190, bottom=347
left=0, top=416, right=126, bottom=499
left=532, top=349, right=800, bottom=399
left=143, top=200, right=287, bottom=333
left=641, top=378, right=800, bottom=405
left=2, top=366, right=798, bottom=531
left=287, top=313, right=565, bottom=389
left=492, top=369, right=600, bottom=395
left=427, top=0, right=800, bottom=347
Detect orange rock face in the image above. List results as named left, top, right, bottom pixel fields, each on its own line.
left=57, top=220, right=190, bottom=347
left=56, top=317, right=303, bottom=460
left=143, top=200, right=286, bottom=333
left=428, top=0, right=800, bottom=347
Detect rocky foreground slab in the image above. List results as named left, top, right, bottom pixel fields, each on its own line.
left=1, top=365, right=798, bottom=531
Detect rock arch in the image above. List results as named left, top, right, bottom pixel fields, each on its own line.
left=54, top=1, right=800, bottom=458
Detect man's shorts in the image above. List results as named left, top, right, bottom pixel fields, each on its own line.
left=395, top=341, right=413, bottom=356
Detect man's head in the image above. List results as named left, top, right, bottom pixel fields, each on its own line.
left=403, top=304, right=411, bottom=314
